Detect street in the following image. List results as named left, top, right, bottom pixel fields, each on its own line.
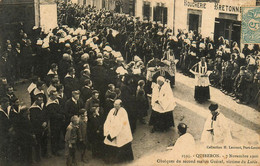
left=14, top=71, right=260, bottom=166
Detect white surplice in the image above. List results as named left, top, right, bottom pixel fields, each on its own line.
left=201, top=112, right=232, bottom=145
left=167, top=133, right=195, bottom=156
left=151, top=81, right=176, bottom=113
left=103, top=107, right=133, bottom=147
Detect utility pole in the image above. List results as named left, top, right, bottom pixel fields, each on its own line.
left=34, top=0, right=41, bottom=27
left=173, top=0, right=176, bottom=35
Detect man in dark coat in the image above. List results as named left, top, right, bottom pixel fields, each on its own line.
left=0, top=78, right=8, bottom=99
left=0, top=98, right=13, bottom=164
left=91, top=59, right=107, bottom=105
left=58, top=53, right=73, bottom=84
left=21, top=39, right=33, bottom=78
left=29, top=95, right=48, bottom=162
left=85, top=90, right=100, bottom=117
left=31, top=81, right=47, bottom=105
left=106, top=30, right=114, bottom=48
left=5, top=86, right=17, bottom=105
left=27, top=76, right=41, bottom=105
left=4, top=44, right=15, bottom=86
left=56, top=84, right=68, bottom=139
left=79, top=68, right=91, bottom=89
left=38, top=43, right=51, bottom=80
left=77, top=53, right=90, bottom=78
left=46, top=90, right=65, bottom=156
left=80, top=79, right=93, bottom=103
left=14, top=43, right=22, bottom=80
left=120, top=75, right=137, bottom=133
left=0, top=52, right=12, bottom=85
left=64, top=90, right=84, bottom=128
left=56, top=84, right=67, bottom=111
left=234, top=66, right=254, bottom=104
left=45, top=63, right=58, bottom=87
left=14, top=106, right=34, bottom=165
left=87, top=103, right=105, bottom=158
left=64, top=67, right=79, bottom=99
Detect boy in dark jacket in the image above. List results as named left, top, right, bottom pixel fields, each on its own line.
left=65, top=115, right=80, bottom=166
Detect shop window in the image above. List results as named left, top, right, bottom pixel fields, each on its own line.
left=153, top=4, right=167, bottom=25
left=187, top=9, right=202, bottom=34
left=115, top=0, right=123, bottom=13
left=129, top=0, right=135, bottom=16
left=257, top=0, right=260, bottom=6
left=189, top=14, right=199, bottom=32
left=143, top=1, right=151, bottom=21
left=214, top=14, right=241, bottom=46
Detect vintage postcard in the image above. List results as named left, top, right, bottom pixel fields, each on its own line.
left=0, top=0, right=259, bottom=166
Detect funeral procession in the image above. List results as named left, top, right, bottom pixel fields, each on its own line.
left=0, top=0, right=259, bottom=165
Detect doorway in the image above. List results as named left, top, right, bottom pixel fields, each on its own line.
left=189, top=14, right=199, bottom=32
left=214, top=17, right=241, bottom=46
left=187, top=9, right=202, bottom=34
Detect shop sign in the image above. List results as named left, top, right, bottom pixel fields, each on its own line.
left=214, top=3, right=242, bottom=13
left=184, top=0, right=206, bottom=9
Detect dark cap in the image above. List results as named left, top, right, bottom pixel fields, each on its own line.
left=209, top=103, right=218, bottom=111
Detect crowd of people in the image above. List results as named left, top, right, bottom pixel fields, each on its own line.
left=0, top=1, right=259, bottom=166
left=176, top=32, right=260, bottom=105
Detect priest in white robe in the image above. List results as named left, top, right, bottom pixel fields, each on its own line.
left=103, top=99, right=134, bottom=163
left=149, top=76, right=176, bottom=133
left=166, top=123, right=195, bottom=159
left=201, top=103, right=232, bottom=145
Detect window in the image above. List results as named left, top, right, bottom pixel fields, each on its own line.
left=257, top=0, right=260, bottom=6
left=153, top=3, right=167, bottom=24
left=214, top=17, right=241, bottom=46
left=129, top=0, right=135, bottom=16
left=143, top=1, right=151, bottom=21
left=187, top=9, right=202, bottom=33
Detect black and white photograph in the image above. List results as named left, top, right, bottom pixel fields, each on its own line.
left=0, top=0, right=259, bottom=165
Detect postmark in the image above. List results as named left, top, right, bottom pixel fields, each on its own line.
left=241, top=7, right=260, bottom=44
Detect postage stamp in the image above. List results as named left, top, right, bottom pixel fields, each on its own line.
left=241, top=7, right=260, bottom=44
